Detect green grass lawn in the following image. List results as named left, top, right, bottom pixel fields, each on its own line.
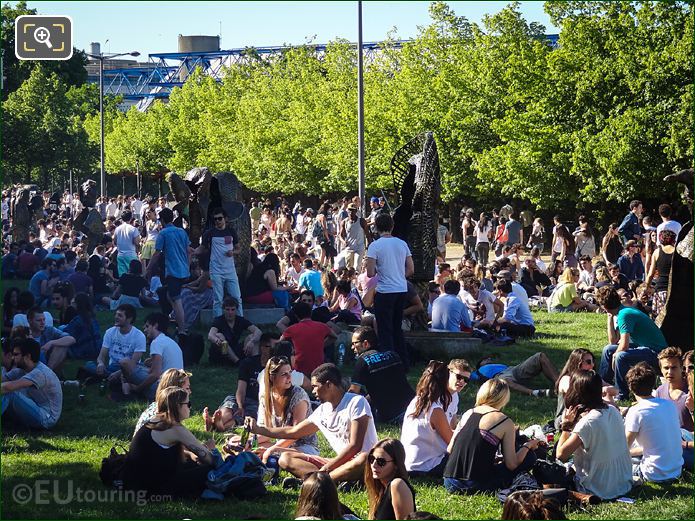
left=2, top=300, right=693, bottom=519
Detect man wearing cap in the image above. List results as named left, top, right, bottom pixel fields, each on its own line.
left=617, top=240, right=645, bottom=282
left=366, top=196, right=383, bottom=239
left=340, top=203, right=369, bottom=270
left=495, top=269, right=529, bottom=307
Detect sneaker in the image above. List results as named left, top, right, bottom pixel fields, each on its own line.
left=282, top=477, right=303, bottom=490
left=201, top=488, right=225, bottom=501
left=338, top=480, right=364, bottom=493
left=532, top=389, right=552, bottom=398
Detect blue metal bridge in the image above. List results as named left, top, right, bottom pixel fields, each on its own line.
left=99, top=35, right=558, bottom=110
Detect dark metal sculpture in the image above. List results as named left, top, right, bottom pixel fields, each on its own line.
left=657, top=168, right=693, bottom=349
left=72, top=179, right=105, bottom=254
left=390, top=132, right=441, bottom=282
left=11, top=186, right=32, bottom=243
left=168, top=168, right=251, bottom=284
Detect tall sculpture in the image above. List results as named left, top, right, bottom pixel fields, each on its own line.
left=390, top=132, right=441, bottom=283
left=168, top=168, right=251, bottom=284
left=72, top=179, right=105, bottom=254
left=657, top=168, right=693, bottom=349
left=11, top=186, right=32, bottom=243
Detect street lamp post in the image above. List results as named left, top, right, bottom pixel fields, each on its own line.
left=86, top=50, right=140, bottom=198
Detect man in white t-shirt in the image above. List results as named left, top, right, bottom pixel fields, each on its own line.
left=247, top=363, right=378, bottom=487
left=114, top=209, right=141, bottom=277
left=87, top=304, right=146, bottom=383
left=656, top=203, right=682, bottom=246
left=123, top=312, right=183, bottom=401
left=625, top=362, right=683, bottom=483
left=460, top=277, right=502, bottom=327
left=366, top=213, right=414, bottom=367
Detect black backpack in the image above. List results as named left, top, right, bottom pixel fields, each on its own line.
left=181, top=332, right=205, bottom=366
left=99, top=445, right=128, bottom=489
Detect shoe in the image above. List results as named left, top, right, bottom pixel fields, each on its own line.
left=532, top=389, right=552, bottom=398
left=338, top=480, right=364, bottom=493
left=201, top=488, right=225, bottom=500
left=282, top=477, right=303, bottom=490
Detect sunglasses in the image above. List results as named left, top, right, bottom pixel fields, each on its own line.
left=270, top=356, right=290, bottom=365
left=686, top=365, right=694, bottom=372
left=453, top=373, right=470, bottom=383
left=368, top=455, right=393, bottom=467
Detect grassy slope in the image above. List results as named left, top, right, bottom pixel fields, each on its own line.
left=1, top=291, right=693, bottom=519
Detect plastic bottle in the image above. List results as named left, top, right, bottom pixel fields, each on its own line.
left=337, top=343, right=346, bottom=367
left=251, top=433, right=258, bottom=450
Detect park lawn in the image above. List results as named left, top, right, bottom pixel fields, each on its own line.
left=1, top=303, right=693, bottom=519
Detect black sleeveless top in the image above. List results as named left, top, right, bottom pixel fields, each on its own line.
left=604, top=236, right=623, bottom=264
left=375, top=479, right=416, bottom=520
left=655, top=247, right=673, bottom=291
left=245, top=264, right=272, bottom=297
left=123, top=426, right=181, bottom=493
left=443, top=410, right=509, bottom=482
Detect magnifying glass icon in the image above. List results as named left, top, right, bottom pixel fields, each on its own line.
left=34, top=26, right=53, bottom=49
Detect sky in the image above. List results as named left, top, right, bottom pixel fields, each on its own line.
left=21, top=1, right=559, bottom=59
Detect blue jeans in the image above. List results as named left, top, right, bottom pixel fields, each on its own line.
left=83, top=361, right=121, bottom=376
left=129, top=365, right=159, bottom=401
left=2, top=390, right=55, bottom=429
left=599, top=344, right=658, bottom=399
left=374, top=291, right=408, bottom=368
left=210, top=271, right=243, bottom=317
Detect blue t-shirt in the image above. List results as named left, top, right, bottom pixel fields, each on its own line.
left=28, top=270, right=50, bottom=301
left=431, top=294, right=471, bottom=332
left=616, top=306, right=667, bottom=351
left=298, top=270, right=324, bottom=298
left=505, top=219, right=522, bottom=244
left=155, top=224, right=190, bottom=279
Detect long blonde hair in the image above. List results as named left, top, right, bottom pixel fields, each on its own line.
left=263, top=356, right=292, bottom=427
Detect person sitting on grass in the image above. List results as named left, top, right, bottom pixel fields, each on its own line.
left=555, top=370, right=632, bottom=500
left=554, top=349, right=618, bottom=429
left=492, top=280, right=535, bottom=338
left=348, top=326, right=415, bottom=425
left=84, top=304, right=146, bottom=385
left=59, top=293, right=102, bottom=360
left=596, top=286, right=667, bottom=400
left=253, top=356, right=319, bottom=463
left=365, top=438, right=416, bottom=520
left=207, top=297, right=262, bottom=366
left=258, top=339, right=312, bottom=396
left=430, top=280, right=472, bottom=333
left=0, top=338, right=62, bottom=430
left=400, top=360, right=471, bottom=477
left=133, top=368, right=192, bottom=437
left=295, top=471, right=357, bottom=520
left=246, top=363, right=378, bottom=489
left=281, top=302, right=337, bottom=378
left=459, top=276, right=502, bottom=329
left=276, top=290, right=335, bottom=333
left=548, top=267, right=598, bottom=312
left=501, top=490, right=566, bottom=520
left=328, top=280, right=362, bottom=325
left=27, top=306, right=75, bottom=375
left=102, top=259, right=147, bottom=310
left=471, top=352, right=559, bottom=398
left=203, top=333, right=275, bottom=432
left=51, top=282, right=76, bottom=326
left=121, top=313, right=184, bottom=401
left=444, top=378, right=541, bottom=493
left=654, top=347, right=694, bottom=431
left=122, top=386, right=215, bottom=499
left=624, top=362, right=683, bottom=483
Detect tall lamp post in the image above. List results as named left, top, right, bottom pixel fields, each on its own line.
left=86, top=50, right=140, bottom=198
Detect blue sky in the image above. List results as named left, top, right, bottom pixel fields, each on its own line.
left=23, top=1, right=558, bottom=58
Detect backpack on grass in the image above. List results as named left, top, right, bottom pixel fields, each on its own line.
left=99, top=445, right=128, bottom=489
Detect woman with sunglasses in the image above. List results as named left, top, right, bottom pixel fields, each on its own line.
left=365, top=438, right=415, bottom=520
left=444, top=378, right=540, bottom=494
left=400, top=360, right=471, bottom=477
left=255, top=356, right=319, bottom=463
left=123, top=386, right=216, bottom=498
left=554, top=349, right=618, bottom=429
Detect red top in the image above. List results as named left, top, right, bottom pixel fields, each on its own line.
left=282, top=319, right=333, bottom=376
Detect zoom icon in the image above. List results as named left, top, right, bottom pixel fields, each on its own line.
left=15, top=15, right=73, bottom=60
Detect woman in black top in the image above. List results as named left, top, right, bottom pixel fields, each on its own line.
left=365, top=438, right=416, bottom=520
left=244, top=252, right=289, bottom=307
left=122, top=386, right=215, bottom=498
left=601, top=223, right=623, bottom=265
left=102, top=259, right=147, bottom=309
left=645, top=229, right=676, bottom=316
left=443, top=379, right=540, bottom=494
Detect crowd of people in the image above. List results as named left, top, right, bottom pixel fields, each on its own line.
left=1, top=186, right=693, bottom=519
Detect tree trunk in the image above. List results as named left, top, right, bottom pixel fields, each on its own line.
left=449, top=200, right=462, bottom=243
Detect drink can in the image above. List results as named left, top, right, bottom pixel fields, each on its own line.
left=546, top=433, right=554, bottom=444
left=78, top=394, right=86, bottom=404
left=221, top=341, right=229, bottom=355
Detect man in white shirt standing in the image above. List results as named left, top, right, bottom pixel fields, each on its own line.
left=656, top=204, right=682, bottom=246
left=122, top=312, right=184, bottom=401
left=366, top=213, right=414, bottom=368
left=114, top=210, right=141, bottom=277
left=624, top=362, right=683, bottom=483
